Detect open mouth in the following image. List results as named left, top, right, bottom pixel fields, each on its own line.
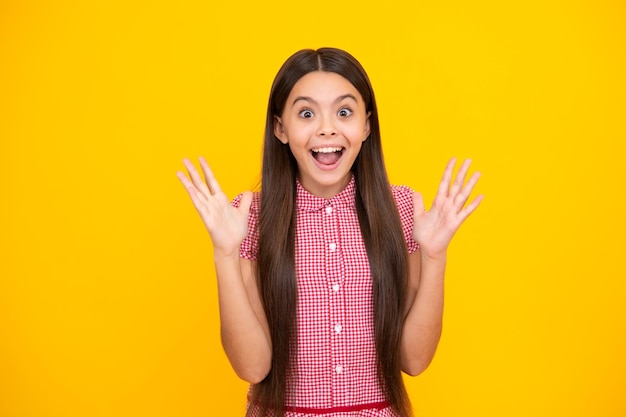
left=311, top=146, right=344, bottom=166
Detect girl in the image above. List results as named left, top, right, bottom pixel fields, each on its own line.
left=177, top=48, right=482, bottom=417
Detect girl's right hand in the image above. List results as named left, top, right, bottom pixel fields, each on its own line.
left=176, top=157, right=252, bottom=257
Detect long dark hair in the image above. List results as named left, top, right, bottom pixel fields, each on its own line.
left=248, top=48, right=412, bottom=417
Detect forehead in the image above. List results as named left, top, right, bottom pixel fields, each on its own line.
left=288, top=71, right=363, bottom=103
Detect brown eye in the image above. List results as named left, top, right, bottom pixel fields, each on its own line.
left=338, top=108, right=352, bottom=117
left=299, top=109, right=314, bottom=118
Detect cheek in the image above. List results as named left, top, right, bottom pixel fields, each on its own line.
left=287, top=136, right=310, bottom=157
left=292, top=125, right=319, bottom=145
left=347, top=125, right=368, bottom=142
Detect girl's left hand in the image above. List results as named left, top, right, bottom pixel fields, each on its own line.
left=412, top=158, right=483, bottom=260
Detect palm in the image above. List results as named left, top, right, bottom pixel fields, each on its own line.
left=177, top=157, right=252, bottom=256
left=412, top=158, right=483, bottom=258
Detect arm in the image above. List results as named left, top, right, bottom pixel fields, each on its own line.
left=215, top=257, right=271, bottom=383
left=177, top=157, right=271, bottom=384
left=400, top=158, right=483, bottom=376
left=400, top=251, right=444, bottom=376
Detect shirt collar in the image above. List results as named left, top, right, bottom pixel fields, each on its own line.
left=296, top=175, right=356, bottom=212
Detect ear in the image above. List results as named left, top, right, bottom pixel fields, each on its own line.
left=362, top=111, right=371, bottom=142
left=274, top=115, right=288, bottom=144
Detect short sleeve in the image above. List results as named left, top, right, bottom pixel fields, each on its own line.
left=231, top=192, right=260, bottom=260
left=391, top=185, right=419, bottom=254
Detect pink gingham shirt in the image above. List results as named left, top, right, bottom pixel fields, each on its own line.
left=236, top=176, right=418, bottom=416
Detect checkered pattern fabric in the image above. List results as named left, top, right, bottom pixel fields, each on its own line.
left=234, top=176, right=418, bottom=416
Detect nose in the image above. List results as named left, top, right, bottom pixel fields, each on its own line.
left=317, top=117, right=337, bottom=137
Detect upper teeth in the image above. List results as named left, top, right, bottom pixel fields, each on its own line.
left=312, top=147, right=342, bottom=153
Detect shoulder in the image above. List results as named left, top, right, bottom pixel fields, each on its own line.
left=231, top=191, right=261, bottom=214
left=390, top=184, right=419, bottom=253
left=391, top=184, right=414, bottom=198
left=391, top=184, right=415, bottom=213
left=231, top=192, right=261, bottom=260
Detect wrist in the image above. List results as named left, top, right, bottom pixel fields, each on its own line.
left=213, top=248, right=241, bottom=263
left=419, top=248, right=448, bottom=264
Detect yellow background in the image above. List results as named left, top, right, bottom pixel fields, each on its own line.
left=1, top=0, right=625, bottom=416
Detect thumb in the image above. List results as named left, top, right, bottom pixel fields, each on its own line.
left=412, top=191, right=425, bottom=215
left=238, top=191, right=253, bottom=216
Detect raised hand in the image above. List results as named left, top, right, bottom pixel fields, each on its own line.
left=412, top=158, right=483, bottom=260
left=176, top=157, right=252, bottom=257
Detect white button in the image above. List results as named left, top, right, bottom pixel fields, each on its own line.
left=326, top=206, right=333, bottom=214
left=329, top=243, right=336, bottom=252
left=332, top=284, right=340, bottom=292
left=335, top=365, right=343, bottom=374
left=334, top=324, right=342, bottom=334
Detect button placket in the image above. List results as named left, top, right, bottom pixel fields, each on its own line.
left=324, top=200, right=346, bottom=391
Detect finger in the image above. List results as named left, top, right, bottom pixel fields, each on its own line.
left=238, top=191, right=253, bottom=216
left=182, top=158, right=212, bottom=199
left=199, top=156, right=223, bottom=196
left=412, top=191, right=426, bottom=214
left=176, top=170, right=196, bottom=192
left=436, top=157, right=457, bottom=197
left=176, top=170, right=209, bottom=207
left=458, top=194, right=484, bottom=223
left=454, top=171, right=481, bottom=209
left=449, top=158, right=472, bottom=197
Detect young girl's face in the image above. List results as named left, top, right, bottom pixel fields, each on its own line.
left=274, top=71, right=370, bottom=199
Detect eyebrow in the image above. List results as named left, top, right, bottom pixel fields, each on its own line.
left=291, top=94, right=358, bottom=107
